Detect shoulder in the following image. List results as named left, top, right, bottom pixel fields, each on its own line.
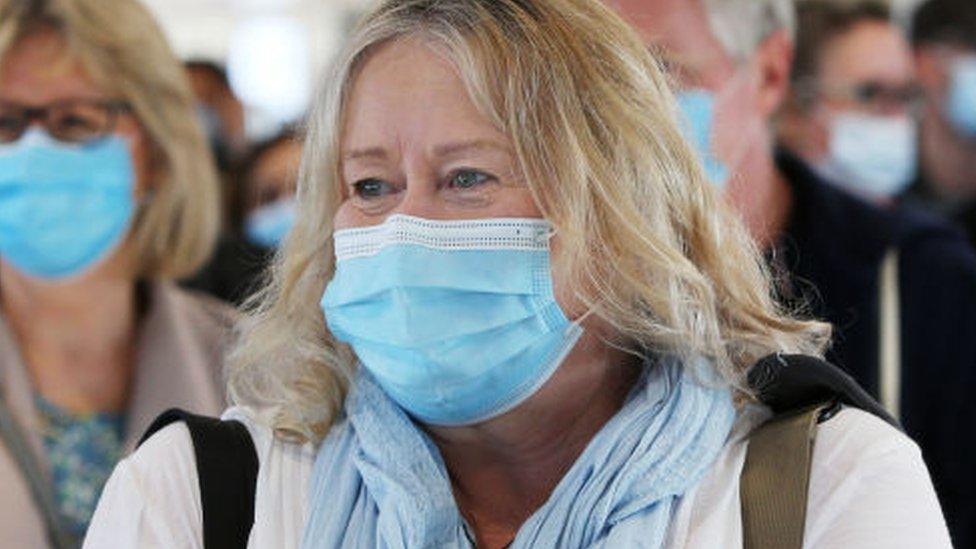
left=803, top=408, right=952, bottom=547
left=223, top=407, right=318, bottom=548
left=86, top=407, right=316, bottom=548
left=165, top=283, right=240, bottom=331
left=813, top=406, right=917, bottom=460
left=85, top=422, right=202, bottom=547
left=221, top=406, right=318, bottom=468
left=670, top=407, right=951, bottom=548
left=893, top=206, right=976, bottom=280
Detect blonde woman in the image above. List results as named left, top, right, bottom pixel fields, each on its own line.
left=88, top=0, right=948, bottom=547
left=0, top=0, right=232, bottom=546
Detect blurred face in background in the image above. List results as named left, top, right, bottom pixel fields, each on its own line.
left=614, top=0, right=760, bottom=186
left=780, top=18, right=919, bottom=202
left=913, top=40, right=976, bottom=202
left=242, top=137, right=301, bottom=249
left=186, top=62, right=247, bottom=168
left=916, top=43, right=976, bottom=144
left=0, top=26, right=154, bottom=282
left=610, top=0, right=794, bottom=245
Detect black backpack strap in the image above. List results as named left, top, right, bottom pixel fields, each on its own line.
left=747, top=353, right=899, bottom=428
left=139, top=408, right=258, bottom=549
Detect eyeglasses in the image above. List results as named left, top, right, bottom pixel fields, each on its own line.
left=796, top=80, right=924, bottom=114
left=846, top=82, right=924, bottom=110
left=0, top=100, right=132, bottom=144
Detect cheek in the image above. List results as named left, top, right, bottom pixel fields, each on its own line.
left=333, top=200, right=365, bottom=230
left=548, top=239, right=587, bottom=321
left=714, top=99, right=749, bottom=155
left=132, top=141, right=154, bottom=195
left=118, top=122, right=155, bottom=196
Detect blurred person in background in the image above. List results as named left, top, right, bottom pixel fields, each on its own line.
left=0, top=0, right=235, bottom=546
left=179, top=60, right=265, bottom=305
left=185, top=60, right=247, bottom=174
left=778, top=2, right=921, bottom=204
left=907, top=0, right=976, bottom=243
left=186, top=129, right=303, bottom=306
left=612, top=0, right=976, bottom=545
left=239, top=129, right=301, bottom=251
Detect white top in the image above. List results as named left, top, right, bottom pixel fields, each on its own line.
left=84, top=406, right=951, bottom=549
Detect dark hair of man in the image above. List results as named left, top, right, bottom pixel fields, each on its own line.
left=911, top=0, right=976, bottom=51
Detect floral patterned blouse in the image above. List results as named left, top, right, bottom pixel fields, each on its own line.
left=35, top=396, right=126, bottom=540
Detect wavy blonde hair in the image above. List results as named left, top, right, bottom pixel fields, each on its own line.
left=227, top=0, right=831, bottom=443
left=0, top=0, right=220, bottom=279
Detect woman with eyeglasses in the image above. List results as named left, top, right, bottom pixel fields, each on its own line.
left=0, top=0, right=233, bottom=546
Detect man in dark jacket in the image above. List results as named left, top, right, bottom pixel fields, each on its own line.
left=611, top=0, right=976, bottom=545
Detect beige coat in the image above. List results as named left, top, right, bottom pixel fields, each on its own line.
left=0, top=283, right=237, bottom=548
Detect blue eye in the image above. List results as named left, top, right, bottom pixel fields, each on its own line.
left=353, top=179, right=393, bottom=199
left=449, top=170, right=491, bottom=189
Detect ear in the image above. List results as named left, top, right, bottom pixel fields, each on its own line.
left=753, top=29, right=795, bottom=119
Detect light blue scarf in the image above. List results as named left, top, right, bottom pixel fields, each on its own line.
left=301, top=357, right=735, bottom=548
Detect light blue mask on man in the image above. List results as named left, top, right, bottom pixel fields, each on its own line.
left=321, top=215, right=584, bottom=426
left=0, top=129, right=135, bottom=280
left=676, top=90, right=731, bottom=189
left=245, top=197, right=297, bottom=249
left=947, top=55, right=976, bottom=138
left=814, top=113, right=918, bottom=200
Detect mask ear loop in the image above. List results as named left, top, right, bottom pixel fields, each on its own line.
left=544, top=225, right=602, bottom=330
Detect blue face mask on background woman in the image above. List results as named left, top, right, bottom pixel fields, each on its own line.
left=0, top=129, right=135, bottom=280
left=321, top=215, right=584, bottom=426
left=245, top=197, right=297, bottom=249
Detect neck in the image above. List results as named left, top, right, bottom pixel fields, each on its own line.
left=920, top=109, right=976, bottom=203
left=1, top=261, right=138, bottom=414
left=728, top=138, right=794, bottom=249
left=426, top=333, right=640, bottom=549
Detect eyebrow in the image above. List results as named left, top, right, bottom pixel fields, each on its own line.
left=342, top=147, right=388, bottom=162
left=431, top=139, right=509, bottom=158
left=341, top=139, right=509, bottom=162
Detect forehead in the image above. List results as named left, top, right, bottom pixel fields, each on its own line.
left=341, top=38, right=506, bottom=153
left=818, top=21, right=914, bottom=84
left=0, top=27, right=107, bottom=104
left=252, top=140, right=302, bottom=180
left=610, top=0, right=736, bottom=89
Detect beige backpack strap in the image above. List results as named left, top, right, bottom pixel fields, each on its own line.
left=740, top=402, right=833, bottom=549
left=878, top=248, right=902, bottom=421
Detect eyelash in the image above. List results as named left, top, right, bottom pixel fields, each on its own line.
left=351, top=178, right=393, bottom=200
left=446, top=169, right=494, bottom=190
left=350, top=169, right=496, bottom=200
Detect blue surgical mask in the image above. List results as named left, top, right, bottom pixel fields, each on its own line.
left=321, top=215, right=584, bottom=426
left=245, top=197, right=296, bottom=248
left=946, top=55, right=976, bottom=138
left=677, top=90, right=731, bottom=188
left=0, top=129, right=135, bottom=279
left=815, top=113, right=918, bottom=200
